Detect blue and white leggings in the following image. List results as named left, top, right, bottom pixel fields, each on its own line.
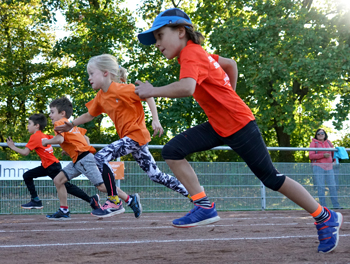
left=94, top=136, right=189, bottom=197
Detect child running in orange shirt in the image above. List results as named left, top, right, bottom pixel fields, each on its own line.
left=135, top=8, right=343, bottom=253
left=43, top=97, right=134, bottom=220
left=54, top=54, right=190, bottom=218
left=6, top=113, right=100, bottom=211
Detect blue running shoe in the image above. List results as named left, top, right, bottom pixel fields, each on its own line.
left=172, top=203, right=220, bottom=228
left=21, top=199, right=43, bottom=209
left=46, top=209, right=71, bottom=220
left=129, top=193, right=142, bottom=219
left=316, top=207, right=343, bottom=253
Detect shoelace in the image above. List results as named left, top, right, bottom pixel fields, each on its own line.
left=185, top=206, right=200, bottom=216
left=131, top=201, right=139, bottom=209
left=101, top=201, right=112, bottom=210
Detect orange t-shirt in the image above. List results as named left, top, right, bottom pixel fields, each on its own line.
left=85, top=82, right=151, bottom=146
left=54, top=118, right=96, bottom=163
left=25, top=130, right=59, bottom=168
left=178, top=40, right=255, bottom=137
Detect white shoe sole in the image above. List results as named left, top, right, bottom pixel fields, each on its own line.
left=47, top=217, right=71, bottom=221
left=172, top=215, right=221, bottom=228
left=91, top=207, right=125, bottom=218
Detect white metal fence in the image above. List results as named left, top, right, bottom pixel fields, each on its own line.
left=0, top=161, right=349, bottom=215
left=0, top=144, right=348, bottom=215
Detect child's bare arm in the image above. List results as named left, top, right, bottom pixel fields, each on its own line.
left=55, top=112, right=95, bottom=133
left=42, top=134, right=64, bottom=147
left=135, top=78, right=196, bottom=99
left=84, top=135, right=90, bottom=145
left=217, top=56, right=238, bottom=91
left=145, top=97, right=164, bottom=137
left=6, top=137, right=30, bottom=156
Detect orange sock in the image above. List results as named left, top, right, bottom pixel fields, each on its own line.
left=191, top=191, right=206, bottom=201
left=311, top=204, right=322, bottom=218
left=311, top=204, right=330, bottom=223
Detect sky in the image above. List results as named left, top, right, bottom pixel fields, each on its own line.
left=53, top=0, right=146, bottom=40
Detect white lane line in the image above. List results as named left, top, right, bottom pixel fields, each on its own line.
left=0, top=227, right=105, bottom=233
left=1, top=219, right=348, bottom=228
left=0, top=222, right=302, bottom=233
left=0, top=234, right=349, bottom=248
left=0, top=219, right=164, bottom=225
left=0, top=215, right=317, bottom=226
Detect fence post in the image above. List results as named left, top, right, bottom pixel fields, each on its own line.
left=260, top=182, right=266, bottom=211
left=117, top=157, right=121, bottom=188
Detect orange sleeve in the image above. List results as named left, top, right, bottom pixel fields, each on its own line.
left=210, top=54, right=219, bottom=61
left=25, top=134, right=39, bottom=151
left=78, top=127, right=87, bottom=136
left=53, top=119, right=67, bottom=137
left=179, top=44, right=209, bottom=85
left=86, top=95, right=104, bottom=117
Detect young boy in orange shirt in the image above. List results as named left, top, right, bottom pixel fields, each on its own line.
left=43, top=97, right=129, bottom=220
left=6, top=113, right=99, bottom=210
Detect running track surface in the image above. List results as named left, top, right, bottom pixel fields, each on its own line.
left=0, top=210, right=349, bottom=264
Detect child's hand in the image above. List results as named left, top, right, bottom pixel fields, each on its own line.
left=42, top=138, right=49, bottom=147
left=152, top=120, right=164, bottom=137
left=55, top=121, right=73, bottom=133
left=135, top=80, right=154, bottom=99
left=323, top=153, right=330, bottom=158
left=6, top=137, right=14, bottom=148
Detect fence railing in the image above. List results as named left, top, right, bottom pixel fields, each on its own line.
left=0, top=144, right=348, bottom=215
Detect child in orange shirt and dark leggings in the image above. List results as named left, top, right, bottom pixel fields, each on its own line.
left=135, top=8, right=343, bottom=253
left=54, top=54, right=190, bottom=218
left=6, top=114, right=99, bottom=210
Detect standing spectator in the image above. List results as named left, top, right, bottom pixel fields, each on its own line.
left=309, top=129, right=342, bottom=209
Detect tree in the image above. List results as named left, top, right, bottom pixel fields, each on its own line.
left=206, top=0, right=350, bottom=161
left=0, top=0, right=59, bottom=160
left=2, top=0, right=350, bottom=163
left=49, top=0, right=137, bottom=147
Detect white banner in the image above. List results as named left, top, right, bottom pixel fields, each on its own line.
left=0, top=161, right=89, bottom=180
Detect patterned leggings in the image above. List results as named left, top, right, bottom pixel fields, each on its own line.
left=94, top=136, right=189, bottom=197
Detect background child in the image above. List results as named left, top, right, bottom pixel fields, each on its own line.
left=54, top=54, right=191, bottom=218
left=6, top=113, right=99, bottom=210
left=135, top=7, right=343, bottom=253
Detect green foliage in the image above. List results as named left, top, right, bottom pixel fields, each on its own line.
left=0, top=0, right=58, bottom=144
left=2, top=0, right=350, bottom=163
left=51, top=0, right=137, bottom=144
left=206, top=0, right=350, bottom=161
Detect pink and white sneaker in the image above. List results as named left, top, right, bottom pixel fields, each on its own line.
left=91, top=199, right=125, bottom=218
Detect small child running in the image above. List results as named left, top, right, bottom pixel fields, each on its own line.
left=43, top=97, right=135, bottom=220
left=6, top=113, right=100, bottom=211
left=135, top=7, right=343, bottom=253
left=54, top=54, right=190, bottom=218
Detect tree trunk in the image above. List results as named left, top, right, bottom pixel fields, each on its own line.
left=275, top=126, right=294, bottom=162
